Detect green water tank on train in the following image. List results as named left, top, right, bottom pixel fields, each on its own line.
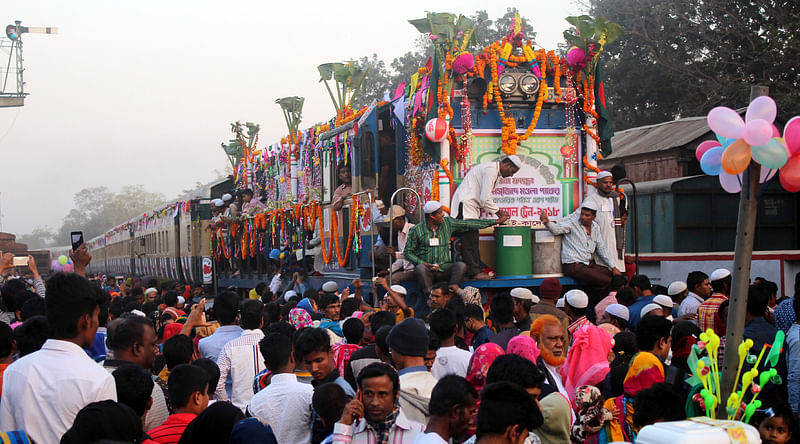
left=494, top=226, right=532, bottom=278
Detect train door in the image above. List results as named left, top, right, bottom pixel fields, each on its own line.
left=174, top=211, right=185, bottom=284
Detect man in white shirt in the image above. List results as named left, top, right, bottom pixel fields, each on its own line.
left=0, top=272, right=117, bottom=443
left=678, top=271, right=711, bottom=323
left=450, top=155, right=520, bottom=279
left=413, top=375, right=478, bottom=444
left=428, top=309, right=471, bottom=379
left=581, top=170, right=626, bottom=272
left=247, top=333, right=313, bottom=444
left=215, top=300, right=265, bottom=411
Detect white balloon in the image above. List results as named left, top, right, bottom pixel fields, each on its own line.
left=719, top=171, right=742, bottom=193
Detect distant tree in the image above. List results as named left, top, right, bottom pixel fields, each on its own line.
left=57, top=185, right=166, bottom=242
left=353, top=54, right=394, bottom=108
left=16, top=226, right=56, bottom=249
left=590, top=0, right=800, bottom=130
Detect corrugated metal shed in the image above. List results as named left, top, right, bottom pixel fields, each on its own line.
left=604, top=109, right=745, bottom=160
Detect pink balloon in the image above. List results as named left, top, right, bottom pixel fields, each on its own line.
left=772, top=124, right=780, bottom=138
left=746, top=96, right=777, bottom=124
left=719, top=171, right=742, bottom=193
left=784, top=116, right=800, bottom=155
left=696, top=140, right=722, bottom=162
left=780, top=155, right=800, bottom=191
left=708, top=107, right=745, bottom=139
left=760, top=167, right=777, bottom=183
left=744, top=119, right=773, bottom=147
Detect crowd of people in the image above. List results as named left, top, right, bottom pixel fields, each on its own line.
left=0, top=158, right=799, bottom=444
left=0, top=236, right=797, bottom=443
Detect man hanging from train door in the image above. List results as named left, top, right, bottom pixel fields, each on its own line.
left=449, top=155, right=521, bottom=280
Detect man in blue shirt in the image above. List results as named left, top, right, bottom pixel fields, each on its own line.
left=198, top=291, right=242, bottom=397
left=626, top=275, right=656, bottom=331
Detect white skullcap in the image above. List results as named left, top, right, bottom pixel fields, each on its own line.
left=424, top=201, right=443, bottom=214
left=510, top=287, right=539, bottom=304
left=564, top=289, right=589, bottom=309
left=556, top=297, right=565, bottom=308
left=322, top=281, right=338, bottom=293
left=653, top=294, right=674, bottom=308
left=145, top=287, right=158, bottom=295
left=375, top=199, right=386, bottom=210
left=640, top=303, right=662, bottom=318
left=283, top=290, right=297, bottom=300
left=597, top=171, right=613, bottom=180
left=390, top=285, right=407, bottom=296
left=710, top=268, right=731, bottom=282
left=130, top=309, right=146, bottom=318
left=581, top=199, right=599, bottom=212
left=222, top=193, right=233, bottom=201
left=668, top=281, right=688, bottom=296
left=177, top=296, right=185, bottom=304
left=212, top=199, right=225, bottom=207
left=506, top=155, right=523, bottom=169
left=605, top=303, right=629, bottom=321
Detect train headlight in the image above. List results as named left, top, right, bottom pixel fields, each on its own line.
left=498, top=74, right=517, bottom=94
left=519, top=75, right=540, bottom=95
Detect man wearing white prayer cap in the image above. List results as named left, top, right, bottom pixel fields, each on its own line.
left=578, top=169, right=627, bottom=274
left=404, top=200, right=508, bottom=295
left=449, top=155, right=521, bottom=280
left=540, top=197, right=621, bottom=313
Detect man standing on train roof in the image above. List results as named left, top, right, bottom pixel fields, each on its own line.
left=404, top=201, right=508, bottom=296
left=449, top=155, right=522, bottom=280
left=579, top=169, right=627, bottom=272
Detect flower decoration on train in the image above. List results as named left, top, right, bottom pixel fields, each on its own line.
left=700, top=95, right=800, bottom=193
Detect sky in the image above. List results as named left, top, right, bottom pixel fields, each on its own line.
left=0, top=0, right=582, bottom=239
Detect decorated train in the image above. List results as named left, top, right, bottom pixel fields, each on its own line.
left=82, top=13, right=619, bottom=290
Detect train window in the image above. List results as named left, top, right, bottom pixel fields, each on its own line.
left=360, top=130, right=376, bottom=191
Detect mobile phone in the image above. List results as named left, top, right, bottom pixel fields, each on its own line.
left=13, top=256, right=28, bottom=267
left=71, top=231, right=84, bottom=252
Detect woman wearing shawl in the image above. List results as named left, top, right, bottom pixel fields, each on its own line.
left=465, top=343, right=505, bottom=392
left=507, top=335, right=540, bottom=364
left=596, top=351, right=665, bottom=443
left=533, top=392, right=572, bottom=444
left=288, top=307, right=314, bottom=329
left=559, top=324, right=614, bottom=403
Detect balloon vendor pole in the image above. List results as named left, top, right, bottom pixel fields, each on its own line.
left=718, top=85, right=768, bottom=417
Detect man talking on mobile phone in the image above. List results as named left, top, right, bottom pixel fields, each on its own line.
left=332, top=363, right=424, bottom=444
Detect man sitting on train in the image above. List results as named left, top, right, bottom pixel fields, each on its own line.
left=404, top=201, right=508, bottom=296
left=450, top=155, right=521, bottom=280
left=332, top=163, right=352, bottom=211
left=374, top=205, right=415, bottom=284
left=539, top=200, right=621, bottom=308
left=241, top=188, right=266, bottom=215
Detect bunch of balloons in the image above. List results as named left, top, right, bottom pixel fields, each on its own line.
left=698, top=96, right=800, bottom=193
left=51, top=255, right=74, bottom=273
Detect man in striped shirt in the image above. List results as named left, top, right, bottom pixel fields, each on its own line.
left=214, top=299, right=265, bottom=411
left=698, top=268, right=731, bottom=333
left=404, top=201, right=507, bottom=295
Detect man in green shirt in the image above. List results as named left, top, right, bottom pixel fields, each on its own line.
left=404, top=201, right=508, bottom=295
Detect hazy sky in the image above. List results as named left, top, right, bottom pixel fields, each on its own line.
left=1, top=0, right=581, bottom=239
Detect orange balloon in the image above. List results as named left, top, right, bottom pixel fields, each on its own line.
left=721, top=139, right=752, bottom=175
